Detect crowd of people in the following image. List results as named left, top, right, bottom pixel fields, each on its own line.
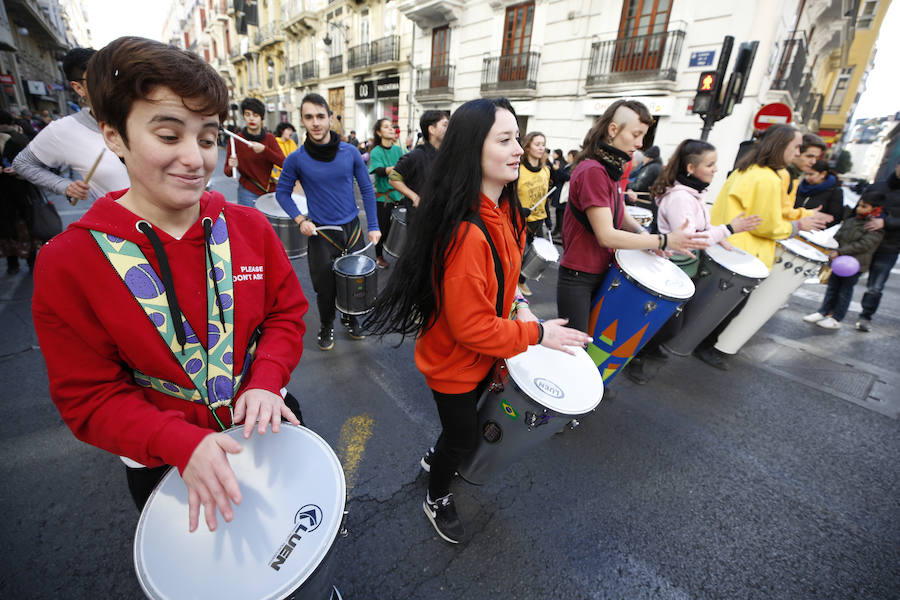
left=7, top=37, right=899, bottom=555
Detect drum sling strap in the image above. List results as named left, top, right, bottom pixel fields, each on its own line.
left=316, top=221, right=363, bottom=255
left=567, top=182, right=621, bottom=236
left=90, top=213, right=257, bottom=430
left=465, top=214, right=505, bottom=318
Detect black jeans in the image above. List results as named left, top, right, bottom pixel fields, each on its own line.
left=860, top=251, right=898, bottom=320
left=820, top=272, right=862, bottom=322
left=429, top=379, right=489, bottom=499
left=307, top=218, right=366, bottom=326
left=556, top=265, right=607, bottom=333
left=375, top=200, right=394, bottom=258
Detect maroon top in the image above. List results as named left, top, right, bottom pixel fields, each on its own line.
left=560, top=158, right=625, bottom=274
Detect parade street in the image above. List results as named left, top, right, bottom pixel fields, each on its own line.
left=1, top=156, right=898, bottom=599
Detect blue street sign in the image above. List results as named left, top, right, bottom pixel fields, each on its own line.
left=689, top=51, right=716, bottom=68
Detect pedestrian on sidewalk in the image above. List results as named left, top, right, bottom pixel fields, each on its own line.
left=1, top=110, right=44, bottom=273
left=224, top=97, right=285, bottom=207
left=369, top=117, right=404, bottom=269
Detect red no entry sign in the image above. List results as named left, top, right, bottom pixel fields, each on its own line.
left=753, top=103, right=792, bottom=130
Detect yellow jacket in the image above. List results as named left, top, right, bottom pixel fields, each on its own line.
left=518, top=163, right=551, bottom=222
left=779, top=168, right=813, bottom=220
left=710, top=165, right=794, bottom=268
left=270, top=137, right=297, bottom=182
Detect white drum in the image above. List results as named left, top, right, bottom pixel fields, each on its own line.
left=626, top=206, right=653, bottom=228
left=714, top=238, right=827, bottom=355
left=520, top=237, right=560, bottom=280
left=135, top=426, right=346, bottom=600
left=257, top=193, right=308, bottom=259
left=798, top=229, right=838, bottom=254
left=457, top=344, right=603, bottom=485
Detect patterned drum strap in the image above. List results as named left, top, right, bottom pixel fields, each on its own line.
left=90, top=213, right=240, bottom=428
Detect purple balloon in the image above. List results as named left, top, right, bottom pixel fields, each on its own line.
left=831, top=255, right=860, bottom=277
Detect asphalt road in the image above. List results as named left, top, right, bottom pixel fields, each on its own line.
left=1, top=155, right=898, bottom=599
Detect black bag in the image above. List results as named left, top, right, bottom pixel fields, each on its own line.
left=26, top=185, right=63, bottom=241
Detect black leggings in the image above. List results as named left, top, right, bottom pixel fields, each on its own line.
left=556, top=265, right=607, bottom=333
left=375, top=201, right=394, bottom=258
left=429, top=380, right=489, bottom=499
left=307, top=218, right=366, bottom=325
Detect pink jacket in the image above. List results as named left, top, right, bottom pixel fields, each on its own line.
left=657, top=183, right=730, bottom=244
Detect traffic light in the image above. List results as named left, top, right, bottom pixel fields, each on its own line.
left=692, top=71, right=720, bottom=115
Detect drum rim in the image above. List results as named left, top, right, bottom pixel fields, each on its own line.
left=134, top=425, right=347, bottom=600
left=777, top=238, right=828, bottom=263
left=613, top=249, right=696, bottom=300
left=798, top=230, right=838, bottom=250
left=703, top=244, right=770, bottom=280
left=504, top=346, right=603, bottom=415
left=333, top=254, right=377, bottom=276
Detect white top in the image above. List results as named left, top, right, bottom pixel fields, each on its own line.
left=506, top=344, right=603, bottom=415
left=28, top=109, right=129, bottom=200
left=615, top=249, right=695, bottom=300
left=134, top=426, right=346, bottom=600
left=779, top=237, right=828, bottom=263
left=705, top=243, right=770, bottom=280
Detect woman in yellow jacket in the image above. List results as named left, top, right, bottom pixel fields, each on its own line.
left=696, top=124, right=832, bottom=369
left=270, top=122, right=298, bottom=184
left=517, top=131, right=550, bottom=295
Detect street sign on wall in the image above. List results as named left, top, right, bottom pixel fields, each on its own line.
left=689, top=51, right=716, bottom=68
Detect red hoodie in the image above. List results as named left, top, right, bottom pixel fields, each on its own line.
left=415, top=194, right=541, bottom=394
left=32, top=190, right=308, bottom=472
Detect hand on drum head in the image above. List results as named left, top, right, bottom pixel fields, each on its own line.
left=798, top=208, right=834, bottom=231
left=182, top=433, right=244, bottom=532
left=540, top=318, right=593, bottom=355
left=666, top=219, right=710, bottom=256
left=233, top=388, right=301, bottom=439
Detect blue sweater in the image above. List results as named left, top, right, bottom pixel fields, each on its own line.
left=275, top=142, right=378, bottom=231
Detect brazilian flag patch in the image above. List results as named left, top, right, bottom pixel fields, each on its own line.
left=501, top=399, right=518, bottom=420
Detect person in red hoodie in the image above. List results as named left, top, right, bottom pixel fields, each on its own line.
left=31, top=37, right=308, bottom=533
left=224, top=97, right=285, bottom=207
left=366, top=98, right=591, bottom=543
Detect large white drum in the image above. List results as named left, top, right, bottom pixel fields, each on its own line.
left=714, top=238, right=827, bottom=354
left=257, top=193, right=308, bottom=259
left=457, top=344, right=603, bottom=485
left=134, top=426, right=346, bottom=600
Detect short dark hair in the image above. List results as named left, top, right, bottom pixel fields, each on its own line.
left=87, top=36, right=228, bottom=145
left=63, top=47, right=95, bottom=82
left=643, top=145, right=661, bottom=160
left=859, top=190, right=885, bottom=208
left=0, top=110, right=13, bottom=125
left=300, top=93, right=329, bottom=114
left=810, top=159, right=830, bottom=173
left=240, top=97, right=265, bottom=117
left=274, top=121, right=295, bottom=137
left=577, top=99, right=653, bottom=165
left=800, top=133, right=827, bottom=153
left=419, top=109, right=448, bottom=142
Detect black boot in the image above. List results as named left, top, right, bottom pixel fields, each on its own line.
left=624, top=358, right=652, bottom=385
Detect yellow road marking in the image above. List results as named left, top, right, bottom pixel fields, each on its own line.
left=337, top=414, right=373, bottom=492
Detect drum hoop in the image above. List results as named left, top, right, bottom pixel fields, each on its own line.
left=614, top=265, right=692, bottom=302
left=504, top=354, right=603, bottom=415
left=333, top=254, right=377, bottom=276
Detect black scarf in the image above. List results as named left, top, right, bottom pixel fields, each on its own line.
left=676, top=173, right=709, bottom=193
left=521, top=158, right=544, bottom=173
left=594, top=142, right=631, bottom=181
left=304, top=130, right=341, bottom=162
left=241, top=127, right=267, bottom=143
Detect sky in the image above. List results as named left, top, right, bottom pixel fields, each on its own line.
left=81, top=0, right=897, bottom=120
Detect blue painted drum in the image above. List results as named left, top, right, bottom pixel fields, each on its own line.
left=585, top=249, right=695, bottom=383
left=134, top=425, right=346, bottom=600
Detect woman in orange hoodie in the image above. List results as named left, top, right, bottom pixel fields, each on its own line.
left=366, top=98, right=590, bottom=544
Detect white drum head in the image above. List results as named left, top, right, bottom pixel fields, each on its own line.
left=779, top=237, right=828, bottom=263
left=799, top=230, right=838, bottom=250
left=705, top=243, right=770, bottom=279
left=134, top=426, right=346, bottom=600
left=531, top=237, right=559, bottom=261
left=506, top=345, right=603, bottom=415
left=626, top=206, right=652, bottom=220
left=615, top=249, right=695, bottom=300
left=256, top=193, right=307, bottom=218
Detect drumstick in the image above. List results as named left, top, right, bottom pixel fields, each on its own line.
left=229, top=137, right=239, bottom=181
left=530, top=186, right=557, bottom=212
left=313, top=225, right=342, bottom=237
left=351, top=241, right=374, bottom=255
left=68, top=148, right=106, bottom=206
left=222, top=127, right=255, bottom=147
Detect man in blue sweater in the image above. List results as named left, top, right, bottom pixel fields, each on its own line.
left=275, top=93, right=381, bottom=350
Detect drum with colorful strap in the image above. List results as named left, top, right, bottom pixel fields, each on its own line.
left=714, top=238, right=827, bottom=355
left=587, top=249, right=695, bottom=382
left=457, top=344, right=603, bottom=485
left=134, top=425, right=346, bottom=600
left=663, top=244, right=769, bottom=356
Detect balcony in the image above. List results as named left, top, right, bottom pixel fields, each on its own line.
left=398, top=0, right=464, bottom=29
left=289, top=64, right=302, bottom=85
left=329, top=55, right=343, bottom=76
left=255, top=21, right=284, bottom=48
left=301, top=59, right=319, bottom=80
left=480, top=52, right=540, bottom=97
left=585, top=29, right=684, bottom=93
left=770, top=36, right=807, bottom=104
left=229, top=46, right=243, bottom=61
left=415, top=64, right=454, bottom=103
left=370, top=35, right=400, bottom=65
left=282, top=0, right=319, bottom=35
left=348, top=43, right=370, bottom=70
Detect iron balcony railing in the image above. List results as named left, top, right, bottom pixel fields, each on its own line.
left=289, top=64, right=302, bottom=84
left=255, top=22, right=283, bottom=46
left=771, top=37, right=807, bottom=92
left=586, top=29, right=684, bottom=86
left=348, top=43, right=370, bottom=70
left=370, top=35, right=400, bottom=64
left=301, top=59, right=319, bottom=80
left=329, top=55, right=343, bottom=76
left=481, top=52, right=540, bottom=93
left=416, top=64, right=454, bottom=95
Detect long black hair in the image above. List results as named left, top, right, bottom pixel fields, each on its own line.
left=365, top=97, right=523, bottom=339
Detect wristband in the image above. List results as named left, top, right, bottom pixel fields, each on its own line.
left=536, top=322, right=544, bottom=345
left=726, top=223, right=735, bottom=234
left=661, top=233, right=668, bottom=251
left=658, top=234, right=664, bottom=250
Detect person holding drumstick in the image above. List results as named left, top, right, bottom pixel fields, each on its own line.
left=556, top=99, right=709, bottom=337
left=516, top=131, right=551, bottom=296
left=223, top=97, right=285, bottom=207
left=32, top=37, right=308, bottom=533
left=366, top=98, right=591, bottom=544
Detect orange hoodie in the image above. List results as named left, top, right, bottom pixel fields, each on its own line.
left=415, top=194, right=541, bottom=394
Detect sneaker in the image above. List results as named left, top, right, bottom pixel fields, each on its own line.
left=317, top=326, right=334, bottom=351
left=624, top=358, right=651, bottom=385
left=423, top=493, right=464, bottom=544
left=420, top=447, right=435, bottom=472
left=343, top=316, right=366, bottom=340
left=694, top=346, right=730, bottom=371
left=518, top=282, right=532, bottom=296
left=803, top=312, right=826, bottom=323
left=375, top=256, right=389, bottom=270
left=855, top=319, right=871, bottom=332
left=816, top=316, right=841, bottom=329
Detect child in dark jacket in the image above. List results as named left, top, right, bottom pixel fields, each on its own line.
left=803, top=191, right=886, bottom=329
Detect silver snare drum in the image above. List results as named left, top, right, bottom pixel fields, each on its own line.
left=256, top=193, right=308, bottom=259
left=383, top=206, right=408, bottom=258
left=134, top=425, right=346, bottom=600
left=333, top=254, right=377, bottom=315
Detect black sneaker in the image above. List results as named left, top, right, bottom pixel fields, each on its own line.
left=855, top=319, right=871, bottom=332
left=346, top=317, right=366, bottom=340
left=317, top=326, right=334, bottom=351
left=423, top=493, right=464, bottom=544
left=694, top=346, right=729, bottom=371
left=420, top=447, right=435, bottom=472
